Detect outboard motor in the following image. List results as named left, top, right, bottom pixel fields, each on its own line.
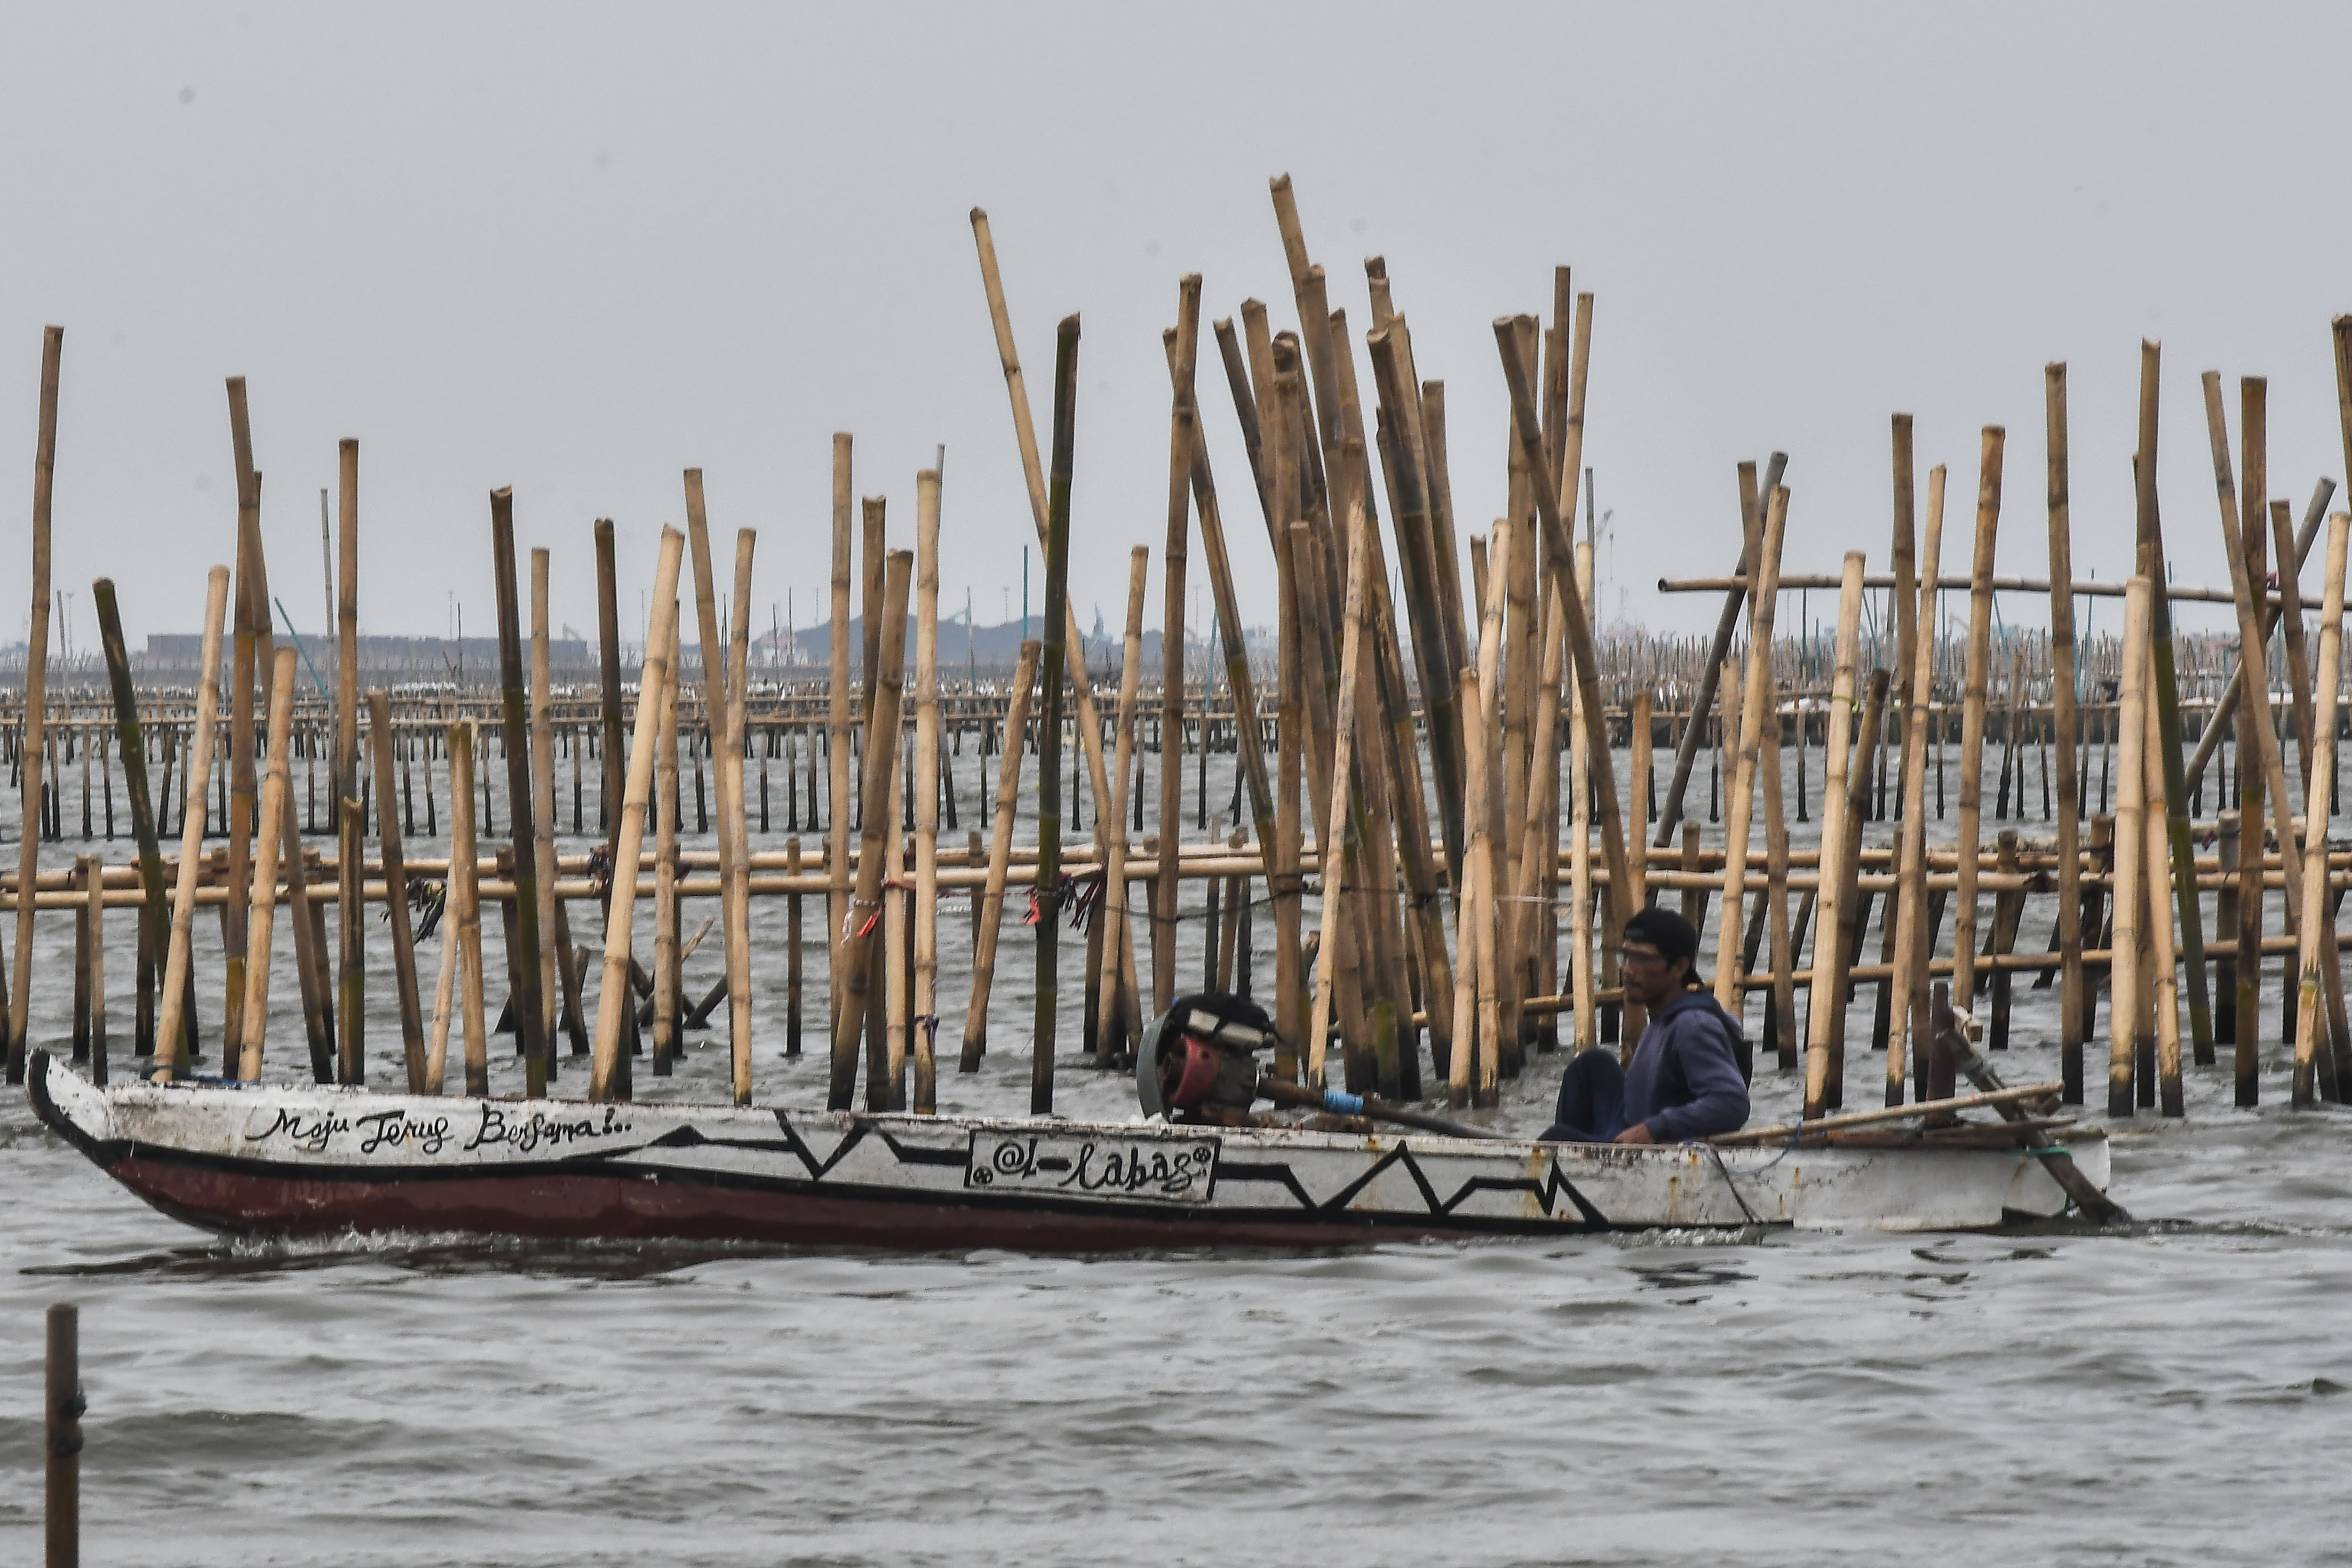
left=1136, top=993, right=1277, bottom=1121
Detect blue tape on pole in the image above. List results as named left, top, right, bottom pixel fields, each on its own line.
left=1323, top=1090, right=1365, bottom=1115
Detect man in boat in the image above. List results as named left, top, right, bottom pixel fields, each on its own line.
left=1541, top=907, right=1749, bottom=1146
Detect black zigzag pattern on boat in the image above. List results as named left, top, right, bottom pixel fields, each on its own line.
left=765, top=1113, right=971, bottom=1179
left=1438, top=1159, right=1611, bottom=1226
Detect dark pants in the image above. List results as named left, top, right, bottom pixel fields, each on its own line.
left=1542, top=1048, right=1626, bottom=1143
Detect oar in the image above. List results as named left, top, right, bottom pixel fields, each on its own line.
left=1931, top=982, right=2132, bottom=1225
left=1256, top=1075, right=1505, bottom=1139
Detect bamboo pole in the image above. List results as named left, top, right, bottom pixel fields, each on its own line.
left=831, top=551, right=913, bottom=1110
left=683, top=473, right=755, bottom=1105
left=530, top=549, right=560, bottom=1067
left=1571, top=544, right=1598, bottom=1053
left=1102, top=546, right=1148, bottom=1071
left=1630, top=692, right=1653, bottom=912
left=156, top=567, right=229, bottom=1078
left=827, top=435, right=854, bottom=1053
left=238, top=648, right=298, bottom=1080
left=724, top=526, right=757, bottom=1094
left=2204, top=370, right=2352, bottom=1085
left=2136, top=343, right=2215, bottom=1067
left=367, top=692, right=427, bottom=1091
left=222, top=380, right=261, bottom=1078
left=90, top=581, right=171, bottom=1058
left=82, top=855, right=104, bottom=1085
left=961, top=640, right=1040, bottom=1069
left=1802, top=556, right=1867, bottom=1117
left=1307, top=496, right=1374, bottom=1087
left=335, top=439, right=363, bottom=1083
left=489, top=489, right=549, bottom=1098
left=9, top=326, right=59, bottom=1079
left=652, top=609, right=680, bottom=1075
left=424, top=872, right=460, bottom=1094
left=589, top=529, right=685, bottom=1100
left=1951, top=428, right=2004, bottom=1011
left=1158, top=279, right=1200, bottom=1014
left=2046, top=365, right=2085, bottom=1105
left=1888, top=476, right=1948, bottom=1105
left=2185, top=483, right=2332, bottom=795
left=1030, top=315, right=1081, bottom=1114
left=913, top=470, right=944, bottom=1108
left=1453, top=667, right=1494, bottom=1106
left=449, top=720, right=489, bottom=1096
left=2109, top=578, right=2152, bottom=1117
left=1494, top=315, right=1635, bottom=936
left=2292, top=512, right=2350, bottom=1107
left=1713, top=487, right=1788, bottom=1010
left=2138, top=638, right=2183, bottom=1116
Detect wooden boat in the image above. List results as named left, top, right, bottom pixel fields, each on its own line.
left=27, top=1050, right=2109, bottom=1247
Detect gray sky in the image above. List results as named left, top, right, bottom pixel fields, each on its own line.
left=5, top=2, right=2350, bottom=654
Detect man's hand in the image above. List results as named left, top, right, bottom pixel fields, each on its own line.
left=1613, top=1122, right=1655, bottom=1146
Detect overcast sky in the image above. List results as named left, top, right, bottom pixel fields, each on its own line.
left=4, top=2, right=2350, bottom=656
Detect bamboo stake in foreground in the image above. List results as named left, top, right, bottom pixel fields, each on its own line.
left=961, top=640, right=1041, bottom=1069
left=1887, top=470, right=1948, bottom=1106
left=90, top=580, right=172, bottom=1054
left=1306, top=496, right=1373, bottom=1087
left=368, top=691, right=427, bottom=1091
left=1803, top=552, right=1867, bottom=1118
left=491, top=489, right=549, bottom=1097
left=529, top=548, right=561, bottom=1064
left=913, top=469, right=945, bottom=1109
left=2045, top=365, right=2086, bottom=1105
left=1712, top=486, right=1788, bottom=1011
left=335, top=439, right=364, bottom=1084
left=1951, top=427, right=2004, bottom=1011
left=9, top=326, right=61, bottom=1081
left=684, top=472, right=755, bottom=1106
left=156, top=567, right=230, bottom=1078
left=448, top=722, right=489, bottom=1097
left=591, top=527, right=687, bottom=1101
left=829, top=551, right=913, bottom=1110
left=2108, top=577, right=2152, bottom=1118
left=1031, top=314, right=1081, bottom=1115
left=1100, top=547, right=1148, bottom=1068
left=238, top=649, right=299, bottom=1081
left=2293, top=512, right=2352, bottom=1107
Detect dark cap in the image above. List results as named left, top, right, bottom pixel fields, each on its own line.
left=1623, top=906, right=1700, bottom=968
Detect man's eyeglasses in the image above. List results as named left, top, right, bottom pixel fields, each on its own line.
left=1616, top=947, right=1671, bottom=968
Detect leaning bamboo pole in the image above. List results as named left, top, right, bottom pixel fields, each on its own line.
left=831, top=551, right=914, bottom=1111
left=1570, top=544, right=1598, bottom=1053
left=490, top=489, right=549, bottom=1098
left=1306, top=498, right=1373, bottom=1087
left=2204, top=370, right=2351, bottom=1089
left=590, top=528, right=687, bottom=1101
left=683, top=473, right=754, bottom=1106
left=2109, top=578, right=2152, bottom=1117
left=960, top=640, right=1040, bottom=1069
left=2292, top=512, right=2351, bottom=1107
left=9, top=326, right=60, bottom=1079
left=155, top=566, right=230, bottom=1079
left=367, top=691, right=427, bottom=1091
left=1713, top=486, right=1788, bottom=1011
left=238, top=649, right=299, bottom=1081
left=1803, top=552, right=1867, bottom=1118
left=1494, top=314, right=1635, bottom=937
left=724, top=526, right=757, bottom=1095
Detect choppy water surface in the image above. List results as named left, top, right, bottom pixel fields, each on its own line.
left=3, top=743, right=2351, bottom=1565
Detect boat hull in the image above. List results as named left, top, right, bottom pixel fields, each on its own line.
left=27, top=1053, right=2110, bottom=1249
